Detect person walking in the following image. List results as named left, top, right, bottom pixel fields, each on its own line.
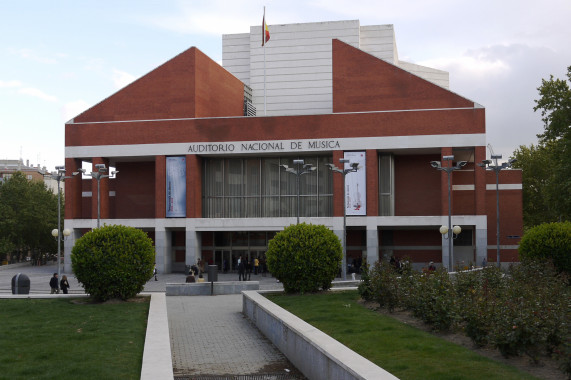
left=153, top=265, right=158, bottom=281
left=59, top=275, right=70, bottom=294
left=254, top=257, right=259, bottom=275
left=238, top=256, right=245, bottom=281
left=49, top=273, right=59, bottom=294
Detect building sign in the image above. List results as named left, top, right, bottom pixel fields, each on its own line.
left=166, top=156, right=186, bottom=217
left=187, top=139, right=341, bottom=154
left=344, top=151, right=366, bottom=216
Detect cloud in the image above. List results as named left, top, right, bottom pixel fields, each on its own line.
left=61, top=100, right=91, bottom=122
left=112, top=69, right=137, bottom=90
left=0, top=80, right=22, bottom=88
left=12, top=48, right=58, bottom=64
left=18, top=87, right=58, bottom=102
left=138, top=1, right=272, bottom=35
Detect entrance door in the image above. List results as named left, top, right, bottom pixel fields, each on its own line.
left=214, top=250, right=231, bottom=272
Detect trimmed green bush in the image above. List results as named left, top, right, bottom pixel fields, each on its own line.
left=518, top=221, right=571, bottom=275
left=266, top=223, right=342, bottom=293
left=71, top=225, right=155, bottom=301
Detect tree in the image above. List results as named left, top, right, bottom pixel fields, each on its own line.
left=534, top=66, right=571, bottom=142
left=71, top=224, right=155, bottom=301
left=512, top=142, right=560, bottom=227
left=266, top=223, right=342, bottom=293
left=0, top=172, right=58, bottom=262
left=512, top=66, right=571, bottom=227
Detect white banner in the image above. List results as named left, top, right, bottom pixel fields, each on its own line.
left=166, top=156, right=186, bottom=217
left=344, top=151, right=366, bottom=216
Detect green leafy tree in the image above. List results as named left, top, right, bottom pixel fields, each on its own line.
left=535, top=66, right=571, bottom=142
left=266, top=223, right=342, bottom=294
left=0, top=172, right=58, bottom=262
left=531, top=66, right=571, bottom=222
left=512, top=142, right=560, bottom=227
left=71, top=224, right=155, bottom=301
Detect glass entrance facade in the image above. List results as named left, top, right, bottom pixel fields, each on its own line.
left=203, top=156, right=333, bottom=218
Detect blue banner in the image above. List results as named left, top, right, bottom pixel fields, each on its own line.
left=166, top=156, right=186, bottom=217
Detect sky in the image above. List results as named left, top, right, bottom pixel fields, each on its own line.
left=1, top=0, right=570, bottom=171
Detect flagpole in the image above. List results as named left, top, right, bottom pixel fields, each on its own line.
left=263, top=6, right=267, bottom=116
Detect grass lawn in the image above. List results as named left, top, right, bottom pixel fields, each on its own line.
left=267, top=291, right=539, bottom=380
left=0, top=297, right=149, bottom=380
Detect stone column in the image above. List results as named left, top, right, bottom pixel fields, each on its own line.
left=186, top=229, right=200, bottom=268
left=154, top=227, right=171, bottom=274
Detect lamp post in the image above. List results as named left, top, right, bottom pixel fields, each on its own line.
left=280, top=159, right=316, bottom=224
left=74, top=164, right=119, bottom=228
left=477, top=154, right=516, bottom=268
left=327, top=158, right=359, bottom=280
left=45, top=166, right=77, bottom=278
left=430, top=155, right=467, bottom=271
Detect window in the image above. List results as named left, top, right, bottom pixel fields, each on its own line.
left=379, top=154, right=394, bottom=216
left=203, top=156, right=333, bottom=218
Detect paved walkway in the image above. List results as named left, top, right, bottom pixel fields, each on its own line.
left=168, top=295, right=301, bottom=378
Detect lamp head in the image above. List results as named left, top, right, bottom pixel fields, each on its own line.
left=442, top=155, right=454, bottom=161
left=439, top=225, right=448, bottom=235
left=350, top=162, right=359, bottom=169
left=339, top=158, right=349, bottom=164
left=457, top=161, right=467, bottom=168
left=452, top=225, right=462, bottom=235
left=491, top=154, right=502, bottom=160
left=95, top=163, right=107, bottom=173
left=430, top=161, right=441, bottom=169
left=292, top=159, right=304, bottom=165
left=62, top=229, right=71, bottom=237
left=508, top=158, right=517, bottom=165
left=51, top=229, right=59, bottom=237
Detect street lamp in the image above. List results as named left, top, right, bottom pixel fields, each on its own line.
left=477, top=154, right=517, bottom=268
left=327, top=158, right=360, bottom=280
left=74, top=164, right=119, bottom=228
left=45, top=166, right=79, bottom=278
left=430, top=155, right=467, bottom=271
left=279, top=159, right=316, bottom=225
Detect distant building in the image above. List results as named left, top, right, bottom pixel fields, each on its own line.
left=63, top=20, right=523, bottom=274
left=0, top=159, right=62, bottom=195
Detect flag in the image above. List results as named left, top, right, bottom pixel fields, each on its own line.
left=262, top=9, right=270, bottom=46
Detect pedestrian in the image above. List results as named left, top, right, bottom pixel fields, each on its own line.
left=238, top=256, right=245, bottom=281
left=254, top=257, right=259, bottom=275
left=246, top=259, right=252, bottom=280
left=154, top=265, right=158, bottom=281
left=49, top=273, right=59, bottom=294
left=60, top=275, right=70, bottom=294
left=428, top=261, right=436, bottom=272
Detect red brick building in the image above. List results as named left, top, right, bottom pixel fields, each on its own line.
left=63, top=21, right=522, bottom=274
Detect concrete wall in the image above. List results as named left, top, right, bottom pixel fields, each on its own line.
left=242, top=291, right=398, bottom=380
left=166, top=281, right=259, bottom=296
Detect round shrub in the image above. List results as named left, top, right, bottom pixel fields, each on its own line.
left=518, top=221, right=571, bottom=275
left=266, top=223, right=342, bottom=293
left=71, top=225, right=155, bottom=301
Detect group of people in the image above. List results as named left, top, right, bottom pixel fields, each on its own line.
left=49, top=273, right=70, bottom=294
left=236, top=256, right=264, bottom=281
